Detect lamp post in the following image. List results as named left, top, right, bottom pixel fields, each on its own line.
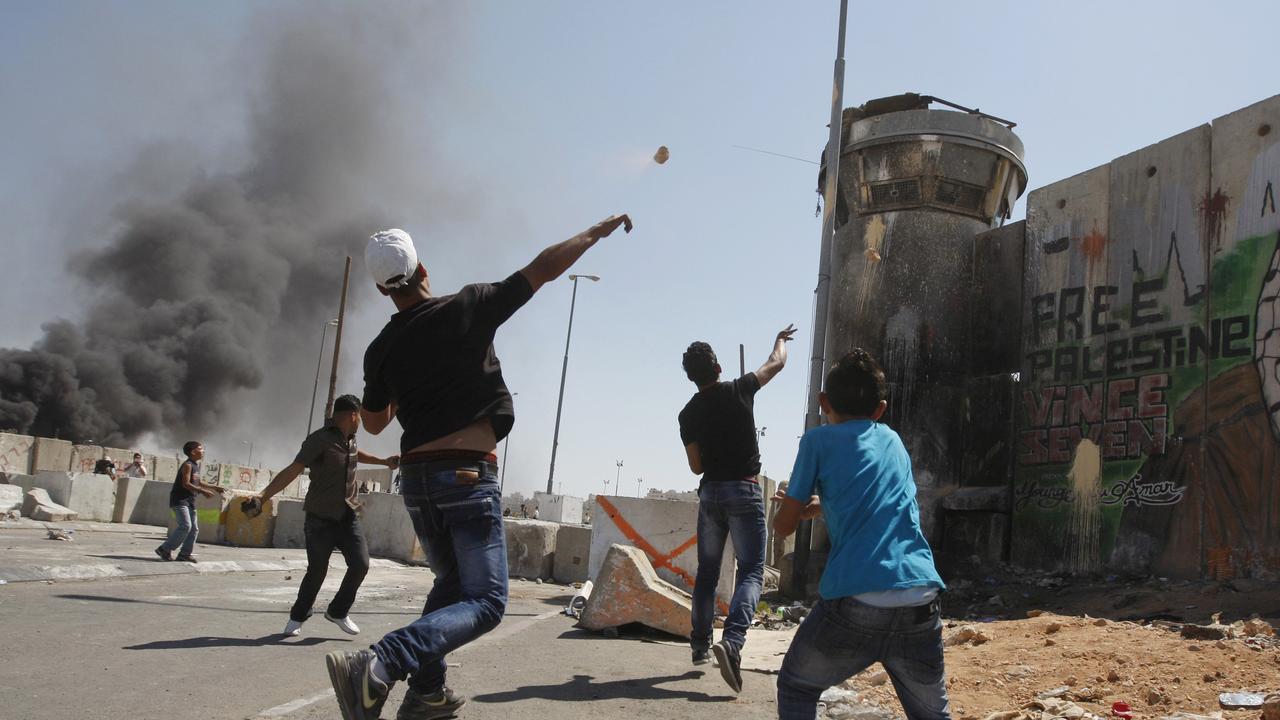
left=611, top=460, right=622, bottom=496
left=636, top=476, right=644, bottom=498
left=546, top=273, right=600, bottom=495
left=308, top=319, right=339, bottom=435
left=500, top=393, right=518, bottom=493
left=240, top=440, right=254, bottom=467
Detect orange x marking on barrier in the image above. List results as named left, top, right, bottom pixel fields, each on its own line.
left=595, top=496, right=728, bottom=615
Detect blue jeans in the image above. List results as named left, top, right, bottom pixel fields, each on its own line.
left=159, top=504, right=198, bottom=556
left=692, top=479, right=766, bottom=653
left=372, top=460, right=507, bottom=694
left=777, top=597, right=951, bottom=720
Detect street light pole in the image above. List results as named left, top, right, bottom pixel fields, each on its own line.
left=612, top=460, right=622, bottom=496
left=547, top=273, right=599, bottom=495
left=308, top=319, right=339, bottom=435
left=241, top=440, right=254, bottom=467
left=636, top=477, right=643, bottom=498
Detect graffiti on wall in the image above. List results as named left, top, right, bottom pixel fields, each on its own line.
left=1014, top=102, right=1280, bottom=579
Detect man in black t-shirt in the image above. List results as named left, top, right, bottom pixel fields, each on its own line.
left=255, top=394, right=399, bottom=639
left=678, top=324, right=795, bottom=693
left=324, top=215, right=631, bottom=720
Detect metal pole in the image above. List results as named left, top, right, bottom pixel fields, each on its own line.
left=795, top=0, right=848, bottom=598
left=308, top=320, right=336, bottom=435
left=325, top=256, right=353, bottom=421
left=547, top=274, right=598, bottom=495
left=739, top=343, right=745, bottom=377
left=612, top=460, right=622, bottom=495
left=636, top=477, right=642, bottom=498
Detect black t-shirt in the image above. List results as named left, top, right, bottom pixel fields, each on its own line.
left=294, top=424, right=358, bottom=521
left=363, top=271, right=534, bottom=453
left=678, top=373, right=762, bottom=481
left=169, top=459, right=199, bottom=507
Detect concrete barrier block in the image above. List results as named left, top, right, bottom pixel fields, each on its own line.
left=361, top=492, right=426, bottom=564
left=103, top=447, right=133, bottom=468
left=273, top=498, right=306, bottom=549
left=553, top=524, right=592, bottom=584
left=220, top=464, right=262, bottom=492
left=589, top=495, right=733, bottom=606
left=535, top=492, right=584, bottom=524
left=69, top=445, right=104, bottom=474
left=1, top=472, right=36, bottom=493
left=223, top=493, right=276, bottom=547
left=0, top=483, right=24, bottom=512
left=112, top=475, right=145, bottom=523
left=579, top=544, right=693, bottom=638
left=130, top=479, right=175, bottom=526
left=22, top=488, right=79, bottom=522
left=355, top=467, right=392, bottom=492
left=0, top=433, right=35, bottom=475
left=504, top=519, right=557, bottom=579
left=32, top=471, right=116, bottom=522
left=153, top=456, right=179, bottom=482
left=31, top=438, right=73, bottom=473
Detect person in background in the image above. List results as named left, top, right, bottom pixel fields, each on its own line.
left=122, top=452, right=148, bottom=478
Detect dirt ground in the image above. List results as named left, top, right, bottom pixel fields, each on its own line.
left=834, top=571, right=1280, bottom=720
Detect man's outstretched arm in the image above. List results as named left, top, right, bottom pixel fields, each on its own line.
left=754, top=324, right=797, bottom=387
left=519, top=214, right=632, bottom=293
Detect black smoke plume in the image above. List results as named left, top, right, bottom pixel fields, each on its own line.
left=0, top=3, right=466, bottom=447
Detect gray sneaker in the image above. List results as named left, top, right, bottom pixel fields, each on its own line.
left=692, top=647, right=712, bottom=666
left=712, top=640, right=742, bottom=693
left=397, top=686, right=466, bottom=720
left=325, top=649, right=391, bottom=720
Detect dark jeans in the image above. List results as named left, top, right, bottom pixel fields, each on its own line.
left=692, top=479, right=766, bottom=653
left=777, top=597, right=951, bottom=720
left=373, top=459, right=507, bottom=694
left=290, top=510, right=370, bottom=622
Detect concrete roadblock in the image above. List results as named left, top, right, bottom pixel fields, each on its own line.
left=553, top=524, right=592, bottom=584
left=578, top=544, right=693, bottom=638
left=223, top=494, right=276, bottom=548
left=504, top=519, right=557, bottom=579
left=273, top=498, right=306, bottom=549
left=31, top=438, right=73, bottom=473
left=32, top=471, right=116, bottom=522
left=361, top=492, right=426, bottom=564
left=355, top=468, right=391, bottom=492
left=589, top=495, right=732, bottom=606
left=128, top=480, right=176, bottom=526
left=22, top=487, right=79, bottom=522
left=0, top=433, right=35, bottom=475
left=153, top=456, right=179, bottom=482
left=535, top=492, right=583, bottom=524
left=69, top=445, right=104, bottom=474
left=0, top=483, right=24, bottom=512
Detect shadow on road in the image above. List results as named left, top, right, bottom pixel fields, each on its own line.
left=85, top=554, right=166, bottom=562
left=123, top=635, right=349, bottom=650
left=55, top=593, right=421, bottom=617
left=470, top=671, right=734, bottom=704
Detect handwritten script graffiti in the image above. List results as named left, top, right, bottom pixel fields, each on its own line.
left=1016, top=474, right=1187, bottom=511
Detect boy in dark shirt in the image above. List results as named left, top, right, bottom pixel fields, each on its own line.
left=773, top=349, right=948, bottom=720
left=154, top=441, right=222, bottom=562
left=677, top=325, right=794, bottom=692
left=325, top=215, right=630, bottom=720
left=255, top=394, right=399, bottom=638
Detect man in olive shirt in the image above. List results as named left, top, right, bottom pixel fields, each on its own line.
left=256, top=394, right=399, bottom=637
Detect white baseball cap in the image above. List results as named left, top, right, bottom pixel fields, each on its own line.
left=366, top=228, right=419, bottom=289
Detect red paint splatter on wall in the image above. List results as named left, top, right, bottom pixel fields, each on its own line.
left=1080, top=228, right=1107, bottom=262
left=1200, top=188, right=1230, bottom=251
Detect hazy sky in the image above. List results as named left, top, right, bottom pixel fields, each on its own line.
left=1, top=1, right=1274, bottom=499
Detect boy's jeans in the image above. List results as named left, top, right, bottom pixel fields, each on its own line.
left=777, top=596, right=951, bottom=720
left=692, top=479, right=766, bottom=653
left=159, top=503, right=198, bottom=557
left=372, top=459, right=507, bottom=694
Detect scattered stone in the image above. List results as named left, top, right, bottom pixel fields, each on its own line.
left=1064, top=676, right=1078, bottom=686
left=1240, top=618, right=1275, bottom=637
left=1037, top=686, right=1070, bottom=699
left=1026, top=609, right=1048, bottom=618
left=945, top=625, right=993, bottom=647
left=1005, top=666, right=1034, bottom=680
left=1181, top=623, right=1228, bottom=641
left=1093, top=618, right=1108, bottom=627
left=1146, top=688, right=1170, bottom=705
left=863, top=670, right=888, bottom=686
left=1044, top=622, right=1063, bottom=635
left=1108, top=670, right=1121, bottom=682
left=1261, top=692, right=1280, bottom=720
left=1044, top=638, right=1056, bottom=647
left=1219, top=692, right=1266, bottom=709
left=1202, top=673, right=1215, bottom=683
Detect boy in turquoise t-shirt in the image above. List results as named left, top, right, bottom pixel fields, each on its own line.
left=772, top=349, right=949, bottom=720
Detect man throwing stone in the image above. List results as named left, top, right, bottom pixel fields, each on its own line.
left=325, top=214, right=631, bottom=720
left=678, top=324, right=795, bottom=692
left=254, top=394, right=399, bottom=637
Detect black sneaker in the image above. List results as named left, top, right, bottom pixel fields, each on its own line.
left=397, top=686, right=466, bottom=720
left=154, top=547, right=172, bottom=561
left=712, top=639, right=743, bottom=693
left=692, top=648, right=712, bottom=666
left=175, top=554, right=198, bottom=563
left=326, top=649, right=391, bottom=720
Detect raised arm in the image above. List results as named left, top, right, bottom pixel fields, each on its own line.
left=754, top=324, right=797, bottom=387
left=259, top=462, right=305, bottom=502
left=357, top=449, right=399, bottom=469
left=519, top=214, right=632, bottom=293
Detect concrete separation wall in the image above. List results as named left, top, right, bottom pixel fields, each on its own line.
left=589, top=495, right=732, bottom=606
left=273, top=498, right=306, bottom=549
left=0, top=483, right=23, bottom=512
left=553, top=524, right=592, bottom=584
left=69, top=445, right=103, bottom=474
left=223, top=494, right=276, bottom=547
left=153, top=456, right=179, bottom=483
left=31, top=438, right=72, bottom=473
left=535, top=492, right=583, bottom=524
left=32, top=471, right=116, bottom=522
left=0, top=433, right=35, bottom=475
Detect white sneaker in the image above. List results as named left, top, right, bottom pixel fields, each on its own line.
left=282, top=618, right=304, bottom=637
left=324, top=611, right=360, bottom=635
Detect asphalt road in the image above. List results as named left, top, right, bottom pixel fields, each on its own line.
left=0, top=537, right=784, bottom=720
